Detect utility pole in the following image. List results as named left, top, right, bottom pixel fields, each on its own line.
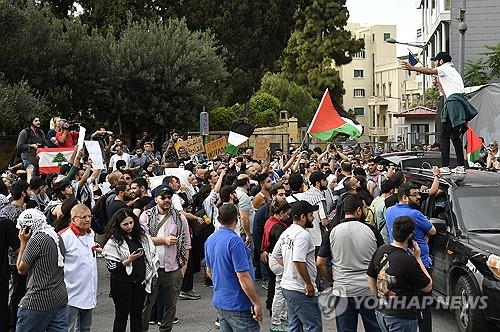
left=458, top=0, right=467, bottom=77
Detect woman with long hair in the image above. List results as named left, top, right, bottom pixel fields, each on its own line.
left=102, top=208, right=159, bottom=332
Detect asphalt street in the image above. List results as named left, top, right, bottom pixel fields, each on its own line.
left=91, top=258, right=459, bottom=332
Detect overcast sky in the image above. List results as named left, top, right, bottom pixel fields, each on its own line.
left=346, top=0, right=421, bottom=56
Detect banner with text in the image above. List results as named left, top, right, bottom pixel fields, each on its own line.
left=204, top=137, right=227, bottom=160
left=254, top=137, right=270, bottom=161
left=175, top=137, right=205, bottom=159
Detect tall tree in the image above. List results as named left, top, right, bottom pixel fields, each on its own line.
left=281, top=0, right=364, bottom=102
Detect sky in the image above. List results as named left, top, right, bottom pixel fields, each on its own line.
left=346, top=0, right=421, bottom=56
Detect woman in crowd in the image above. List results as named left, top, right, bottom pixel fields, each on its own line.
left=102, top=208, right=159, bottom=332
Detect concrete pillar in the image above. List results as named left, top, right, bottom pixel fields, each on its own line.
left=287, top=117, right=299, bottom=144
left=441, top=23, right=447, bottom=52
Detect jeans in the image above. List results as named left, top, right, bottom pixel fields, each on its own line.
left=142, top=268, right=183, bottom=332
left=282, top=289, right=322, bottom=332
left=334, top=296, right=381, bottom=332
left=111, top=278, right=146, bottom=332
left=9, top=269, right=27, bottom=332
left=16, top=305, right=68, bottom=332
left=271, top=274, right=287, bottom=326
left=67, top=306, right=92, bottom=332
left=441, top=121, right=466, bottom=167
left=376, top=311, right=418, bottom=332
left=216, top=308, right=260, bottom=332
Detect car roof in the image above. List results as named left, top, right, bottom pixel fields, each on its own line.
left=404, top=167, right=500, bottom=188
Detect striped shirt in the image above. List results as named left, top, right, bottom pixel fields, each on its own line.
left=20, top=232, right=68, bottom=311
left=301, top=188, right=328, bottom=247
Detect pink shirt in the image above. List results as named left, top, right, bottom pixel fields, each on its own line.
left=140, top=208, right=191, bottom=272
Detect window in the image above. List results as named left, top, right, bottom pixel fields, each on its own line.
left=354, top=69, right=364, bottom=78
left=353, top=50, right=366, bottom=59
left=354, top=89, right=365, bottom=98
left=372, top=34, right=375, bottom=42
left=383, top=33, right=391, bottom=41
left=353, top=107, right=365, bottom=116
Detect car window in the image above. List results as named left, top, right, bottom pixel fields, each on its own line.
left=454, top=187, right=500, bottom=231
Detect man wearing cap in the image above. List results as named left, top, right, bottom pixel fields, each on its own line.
left=59, top=204, right=98, bottom=332
left=140, top=185, right=191, bottom=332
left=272, top=201, right=322, bottom=331
left=301, top=171, right=329, bottom=249
left=402, top=51, right=478, bottom=174
left=15, top=208, right=68, bottom=331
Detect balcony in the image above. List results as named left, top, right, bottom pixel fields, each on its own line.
left=369, top=127, right=390, bottom=137
left=368, top=96, right=389, bottom=106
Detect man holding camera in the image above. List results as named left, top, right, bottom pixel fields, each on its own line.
left=56, top=120, right=79, bottom=148
left=366, top=216, right=433, bottom=332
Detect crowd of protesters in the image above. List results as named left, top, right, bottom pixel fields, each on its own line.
left=1, top=114, right=499, bottom=332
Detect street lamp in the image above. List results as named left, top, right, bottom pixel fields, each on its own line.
left=385, top=38, right=428, bottom=106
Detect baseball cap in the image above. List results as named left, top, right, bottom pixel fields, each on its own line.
left=153, top=185, right=174, bottom=197
left=309, top=171, right=328, bottom=185
left=291, top=201, right=319, bottom=219
left=430, top=51, right=452, bottom=63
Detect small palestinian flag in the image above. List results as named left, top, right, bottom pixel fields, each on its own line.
left=308, top=89, right=363, bottom=140
left=37, top=147, right=74, bottom=174
left=466, top=126, right=482, bottom=163
left=225, top=119, right=255, bottom=155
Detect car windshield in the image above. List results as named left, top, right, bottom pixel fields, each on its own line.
left=454, top=187, right=500, bottom=231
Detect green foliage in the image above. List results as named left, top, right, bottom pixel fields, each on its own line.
left=209, top=105, right=240, bottom=131
left=464, top=59, right=490, bottom=87
left=0, top=79, right=49, bottom=135
left=249, top=92, right=281, bottom=127
left=259, top=73, right=317, bottom=126
left=409, top=87, right=440, bottom=109
left=484, top=43, right=500, bottom=80
left=281, top=0, right=364, bottom=101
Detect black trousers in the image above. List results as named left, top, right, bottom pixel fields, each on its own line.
left=441, top=121, right=466, bottom=167
left=110, top=278, right=146, bottom=332
left=180, top=254, right=194, bottom=292
left=9, top=268, right=26, bottom=332
left=1, top=279, right=9, bottom=332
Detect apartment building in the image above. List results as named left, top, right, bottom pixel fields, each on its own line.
left=339, top=23, right=397, bottom=142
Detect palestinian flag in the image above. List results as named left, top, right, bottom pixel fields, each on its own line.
left=308, top=89, right=363, bottom=140
left=225, top=119, right=255, bottom=155
left=466, top=126, right=482, bottom=163
left=37, top=147, right=74, bottom=174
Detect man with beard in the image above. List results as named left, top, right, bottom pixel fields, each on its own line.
left=16, top=116, right=47, bottom=173
left=272, top=201, right=322, bottom=332
left=162, top=130, right=180, bottom=168
left=384, top=182, right=436, bottom=332
left=106, top=182, right=131, bottom=220
left=332, top=176, right=362, bottom=225
left=301, top=171, right=329, bottom=249
left=317, top=195, right=383, bottom=332
left=365, top=158, right=382, bottom=197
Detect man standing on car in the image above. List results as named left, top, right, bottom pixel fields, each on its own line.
left=366, top=216, right=433, bottom=332
left=385, top=182, right=436, bottom=332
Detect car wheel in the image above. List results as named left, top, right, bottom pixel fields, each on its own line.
left=453, top=275, right=486, bottom=332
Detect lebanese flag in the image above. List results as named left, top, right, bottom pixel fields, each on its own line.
left=466, top=126, right=482, bottom=164
left=308, top=89, right=363, bottom=140
left=37, top=147, right=74, bottom=174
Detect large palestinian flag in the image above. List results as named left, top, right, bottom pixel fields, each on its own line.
left=37, top=147, right=74, bottom=174
left=225, top=119, right=255, bottom=155
left=308, top=89, right=363, bottom=140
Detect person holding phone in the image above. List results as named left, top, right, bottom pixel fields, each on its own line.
left=103, top=208, right=159, bottom=332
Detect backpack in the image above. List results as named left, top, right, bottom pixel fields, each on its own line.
left=91, top=191, right=115, bottom=234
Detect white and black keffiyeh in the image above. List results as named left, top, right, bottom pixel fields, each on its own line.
left=17, top=208, right=64, bottom=267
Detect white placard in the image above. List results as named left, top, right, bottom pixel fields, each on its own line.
left=84, top=140, right=105, bottom=170
left=77, top=126, right=86, bottom=151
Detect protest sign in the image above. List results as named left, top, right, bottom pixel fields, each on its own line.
left=205, top=137, right=227, bottom=160
left=175, top=137, right=204, bottom=158
left=77, top=126, right=86, bottom=151
left=254, top=137, right=269, bottom=161
left=84, top=140, right=105, bottom=170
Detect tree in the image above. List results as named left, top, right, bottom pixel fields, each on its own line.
left=52, top=152, right=68, bottom=165
left=249, top=92, right=281, bottom=128
left=464, top=59, right=490, bottom=87
left=209, top=106, right=239, bottom=131
left=0, top=79, right=49, bottom=135
left=259, top=72, right=318, bottom=126
left=281, top=0, right=364, bottom=102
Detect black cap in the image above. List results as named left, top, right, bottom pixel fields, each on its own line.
left=153, top=185, right=174, bottom=197
left=430, top=51, right=452, bottom=63
left=291, top=201, right=319, bottom=219
left=309, top=171, right=328, bottom=186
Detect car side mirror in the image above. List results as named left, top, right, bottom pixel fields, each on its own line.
left=430, top=217, right=447, bottom=233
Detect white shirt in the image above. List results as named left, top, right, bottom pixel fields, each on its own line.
left=59, top=226, right=98, bottom=310
left=272, top=224, right=317, bottom=294
left=109, top=153, right=131, bottom=171
left=437, top=62, right=465, bottom=97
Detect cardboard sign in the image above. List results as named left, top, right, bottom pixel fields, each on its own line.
left=205, top=137, right=227, bottom=160
left=175, top=137, right=204, bottom=158
left=254, top=137, right=270, bottom=161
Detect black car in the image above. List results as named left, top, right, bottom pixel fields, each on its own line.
left=402, top=167, right=500, bottom=332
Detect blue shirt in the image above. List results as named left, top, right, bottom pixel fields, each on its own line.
left=205, top=227, right=255, bottom=311
left=385, top=204, right=433, bottom=267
